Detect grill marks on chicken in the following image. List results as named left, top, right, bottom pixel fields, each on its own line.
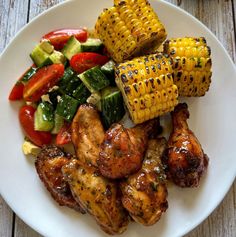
left=35, top=145, right=85, bottom=213
left=162, top=103, right=209, bottom=187
left=121, top=138, right=168, bottom=226
left=98, top=119, right=160, bottom=179
left=72, top=104, right=105, bottom=167
left=62, top=159, right=129, bottom=235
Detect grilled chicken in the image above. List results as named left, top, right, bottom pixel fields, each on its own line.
left=35, top=145, right=85, bottom=213
left=162, top=103, right=209, bottom=187
left=121, top=138, right=168, bottom=226
left=98, top=119, right=160, bottom=179
left=62, top=159, right=129, bottom=235
left=72, top=104, right=105, bottom=167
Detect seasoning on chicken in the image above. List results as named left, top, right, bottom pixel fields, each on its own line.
left=71, top=104, right=105, bottom=167
left=98, top=119, right=160, bottom=179
left=115, top=53, right=179, bottom=124
left=62, top=159, right=129, bottom=235
left=162, top=103, right=209, bottom=187
left=121, top=138, right=168, bottom=226
left=35, top=145, right=85, bottom=213
left=163, top=37, right=212, bottom=97
left=95, top=0, right=167, bottom=62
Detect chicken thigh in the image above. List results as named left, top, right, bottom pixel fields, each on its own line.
left=98, top=119, right=160, bottom=179
left=162, top=103, right=209, bottom=187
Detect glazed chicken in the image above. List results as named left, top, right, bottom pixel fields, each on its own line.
left=120, top=138, right=168, bottom=226
left=35, top=145, right=85, bottom=213
left=98, top=119, right=160, bottom=179
left=62, top=159, right=129, bottom=235
left=71, top=104, right=105, bottom=167
left=162, top=103, right=209, bottom=187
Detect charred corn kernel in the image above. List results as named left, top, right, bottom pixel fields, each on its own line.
left=115, top=53, right=179, bottom=124
left=95, top=0, right=167, bottom=62
left=164, top=37, right=212, bottom=97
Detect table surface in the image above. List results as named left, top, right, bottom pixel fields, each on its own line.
left=0, top=0, right=235, bottom=236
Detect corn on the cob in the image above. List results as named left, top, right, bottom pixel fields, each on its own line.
left=163, top=37, right=212, bottom=97
left=95, top=0, right=167, bottom=63
left=115, top=53, right=179, bottom=124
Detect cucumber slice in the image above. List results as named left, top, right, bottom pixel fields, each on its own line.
left=49, top=51, right=66, bottom=64
left=59, top=67, right=75, bottom=89
left=81, top=38, right=103, bottom=52
left=61, top=36, right=82, bottom=60
left=79, top=66, right=110, bottom=93
left=101, top=87, right=125, bottom=128
left=56, top=94, right=80, bottom=121
left=30, top=45, right=51, bottom=67
left=72, top=83, right=91, bottom=104
left=34, top=102, right=54, bottom=131
left=101, top=60, right=115, bottom=77
left=51, top=114, right=64, bottom=134
left=64, top=75, right=82, bottom=96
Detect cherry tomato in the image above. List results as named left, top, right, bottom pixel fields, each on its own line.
left=9, top=82, right=24, bottom=101
left=23, top=64, right=64, bottom=102
left=42, top=28, right=88, bottom=50
left=56, top=122, right=72, bottom=145
left=19, top=105, right=52, bottom=147
left=8, top=64, right=36, bottom=101
left=70, top=52, right=109, bottom=74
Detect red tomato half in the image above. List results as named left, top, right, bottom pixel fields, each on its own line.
left=56, top=122, right=72, bottom=145
left=23, top=64, right=64, bottom=102
left=9, top=82, right=24, bottom=101
left=19, top=105, right=52, bottom=147
left=42, top=28, right=88, bottom=50
left=70, top=52, right=109, bottom=74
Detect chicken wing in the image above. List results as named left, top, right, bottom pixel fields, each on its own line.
left=162, top=103, right=209, bottom=187
left=120, top=138, right=168, bottom=226
left=35, top=145, right=85, bottom=213
left=98, top=119, right=160, bottom=179
left=62, top=159, right=129, bottom=235
left=71, top=104, right=105, bottom=167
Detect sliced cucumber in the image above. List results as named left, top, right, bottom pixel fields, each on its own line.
left=101, top=60, right=115, bottom=77
left=87, top=91, right=102, bottom=110
left=61, top=36, right=82, bottom=60
left=63, top=75, right=81, bottom=96
left=101, top=87, right=125, bottom=128
left=81, top=38, right=103, bottom=52
left=72, top=83, right=91, bottom=104
left=79, top=66, right=110, bottom=93
left=56, top=94, right=80, bottom=121
left=59, top=67, right=75, bottom=89
left=49, top=51, right=66, bottom=64
left=40, top=40, right=54, bottom=54
left=51, top=114, right=64, bottom=134
left=34, top=102, right=54, bottom=131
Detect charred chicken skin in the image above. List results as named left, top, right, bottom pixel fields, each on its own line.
left=98, top=119, right=159, bottom=179
left=71, top=104, right=105, bottom=167
left=35, top=145, right=85, bottom=213
left=121, top=138, right=168, bottom=226
left=62, top=159, right=129, bottom=235
left=162, top=103, right=209, bottom=187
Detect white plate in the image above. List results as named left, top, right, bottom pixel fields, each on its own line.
left=0, top=0, right=235, bottom=236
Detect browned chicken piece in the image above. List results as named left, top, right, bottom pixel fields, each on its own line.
left=35, top=145, right=85, bottom=213
left=72, top=104, right=105, bottom=167
left=162, top=103, right=209, bottom=187
left=98, top=119, right=160, bottom=179
left=62, top=159, right=129, bottom=235
left=120, top=138, right=168, bottom=226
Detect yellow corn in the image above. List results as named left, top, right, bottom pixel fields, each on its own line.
left=115, top=53, right=179, bottom=124
left=95, top=0, right=167, bottom=62
left=163, top=37, right=212, bottom=97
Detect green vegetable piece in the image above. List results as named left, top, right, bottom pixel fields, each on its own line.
left=61, top=36, right=82, bottom=60
left=56, top=94, right=80, bottom=121
left=21, top=67, right=37, bottom=84
left=72, top=83, right=91, bottom=104
left=49, top=51, right=66, bottom=64
left=51, top=113, right=64, bottom=134
left=30, top=45, right=51, bottom=67
left=81, top=38, right=104, bottom=52
left=34, top=102, right=54, bottom=131
left=79, top=66, right=110, bottom=93
left=101, top=87, right=125, bottom=128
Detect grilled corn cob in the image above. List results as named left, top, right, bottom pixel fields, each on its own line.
left=115, top=53, right=179, bottom=124
left=163, top=37, right=212, bottom=97
left=95, top=0, right=167, bottom=62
